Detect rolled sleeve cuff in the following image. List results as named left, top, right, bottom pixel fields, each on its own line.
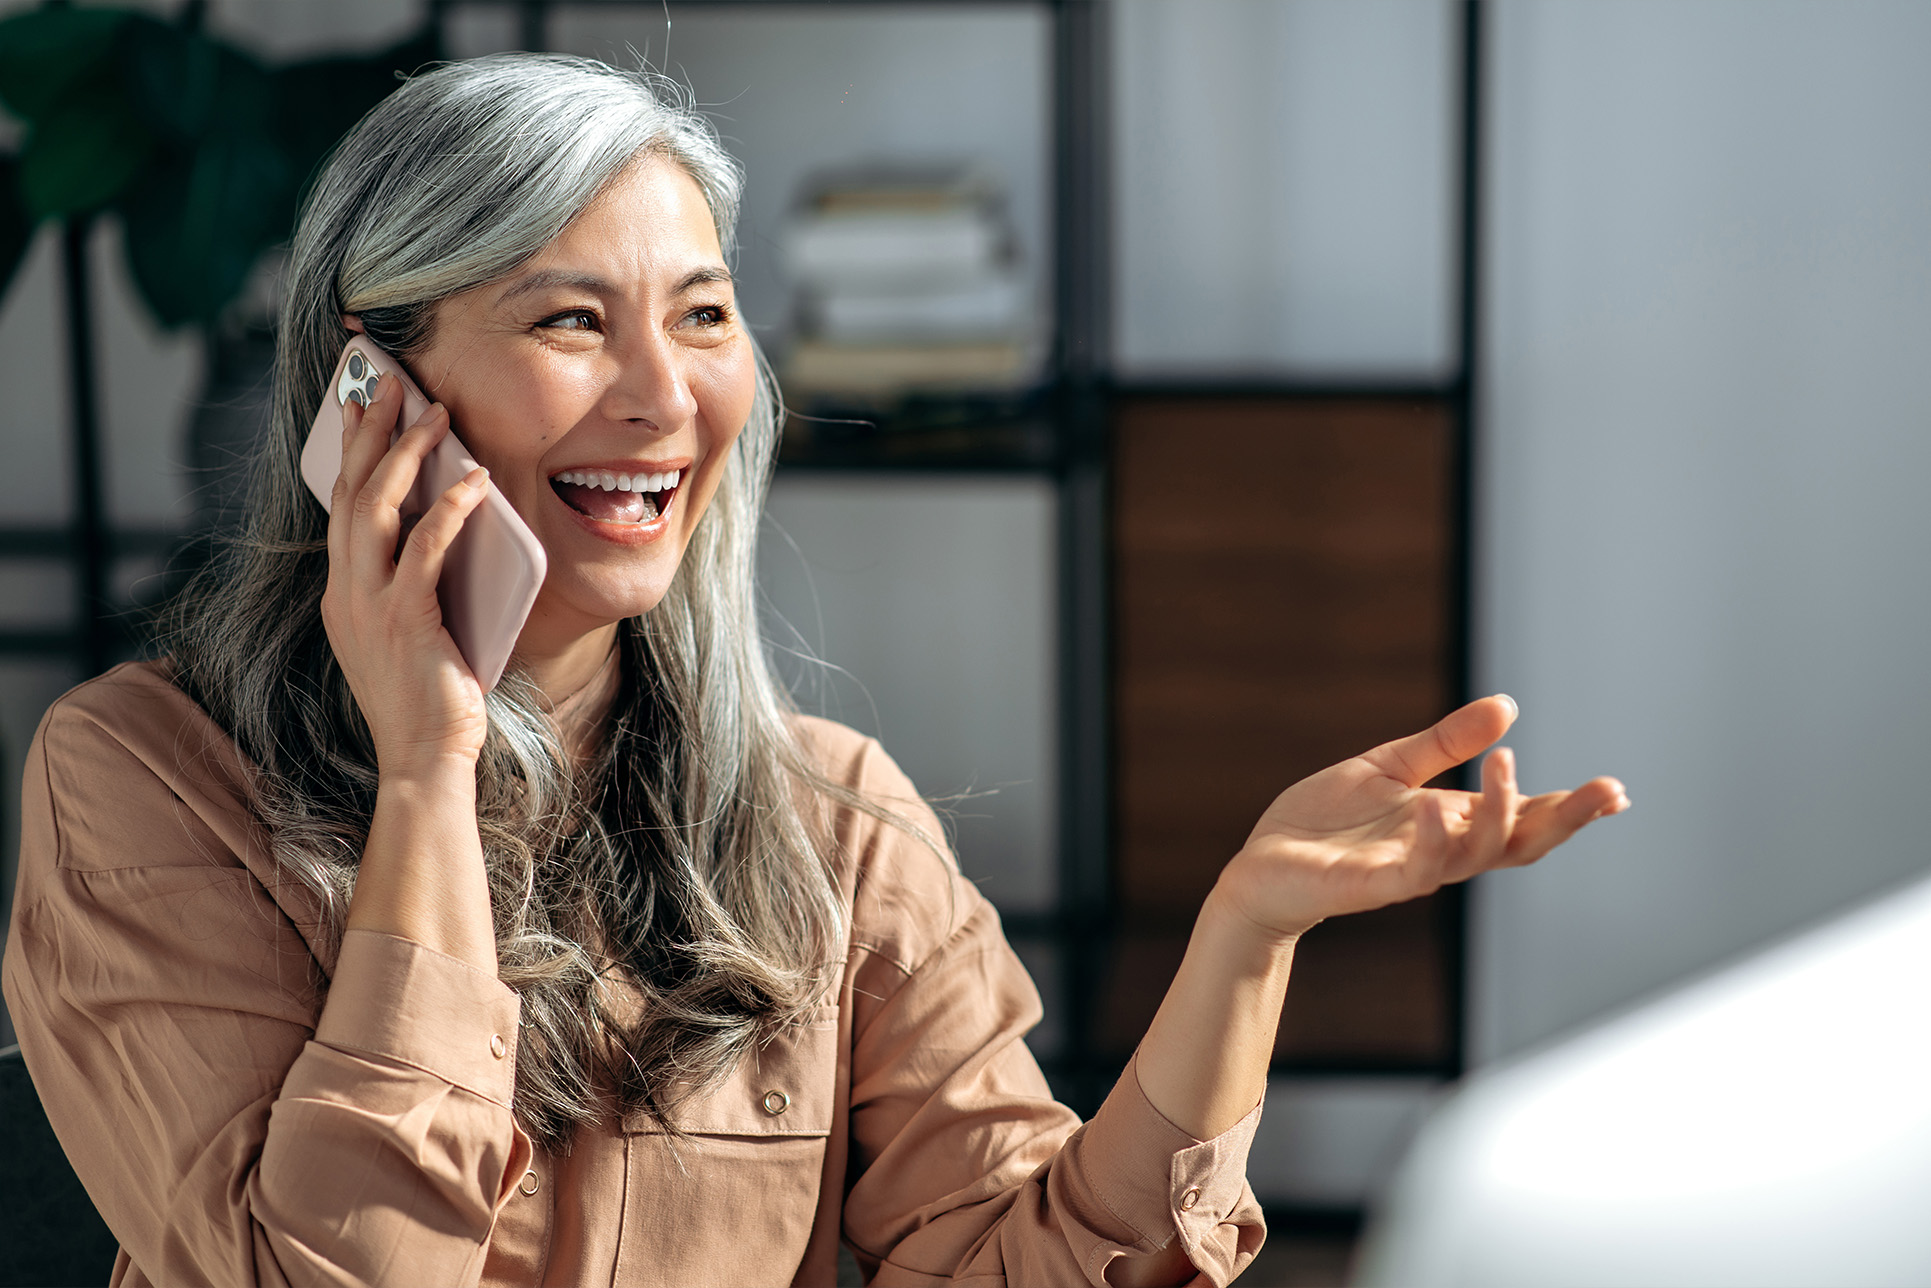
left=315, top=929, right=522, bottom=1107
left=1079, top=1056, right=1263, bottom=1273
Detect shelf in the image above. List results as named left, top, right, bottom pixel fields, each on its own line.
left=777, top=391, right=1061, bottom=473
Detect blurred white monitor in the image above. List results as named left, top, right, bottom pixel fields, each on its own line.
left=1356, top=869, right=1931, bottom=1288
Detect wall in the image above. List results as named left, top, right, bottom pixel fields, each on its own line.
left=1112, top=0, right=1456, bottom=378
left=759, top=474, right=1059, bottom=916
left=1473, top=0, right=1931, bottom=1062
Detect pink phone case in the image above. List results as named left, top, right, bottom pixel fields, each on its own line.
left=300, top=339, right=547, bottom=693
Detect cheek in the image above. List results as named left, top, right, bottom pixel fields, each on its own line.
left=444, top=367, right=583, bottom=470
left=695, top=349, right=758, bottom=458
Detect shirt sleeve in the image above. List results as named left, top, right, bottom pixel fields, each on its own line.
left=1, top=684, right=532, bottom=1288
left=828, top=737, right=1265, bottom=1287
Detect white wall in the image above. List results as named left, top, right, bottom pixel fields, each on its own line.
left=759, top=474, right=1059, bottom=915
left=1112, top=0, right=1456, bottom=379
left=1473, top=0, right=1931, bottom=1062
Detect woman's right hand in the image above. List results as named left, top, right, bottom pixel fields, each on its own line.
left=320, top=374, right=494, bottom=778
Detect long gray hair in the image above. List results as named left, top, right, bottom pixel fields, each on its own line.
left=158, top=53, right=856, bottom=1151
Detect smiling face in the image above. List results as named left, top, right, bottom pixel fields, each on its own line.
left=407, top=154, right=756, bottom=663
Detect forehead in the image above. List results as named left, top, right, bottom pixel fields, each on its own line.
left=533, top=154, right=724, bottom=278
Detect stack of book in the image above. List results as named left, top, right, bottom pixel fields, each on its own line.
left=780, top=166, right=1041, bottom=405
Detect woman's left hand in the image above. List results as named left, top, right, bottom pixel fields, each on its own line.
left=1211, top=695, right=1629, bottom=943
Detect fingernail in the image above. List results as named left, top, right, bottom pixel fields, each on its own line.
left=465, top=466, right=488, bottom=489
left=1497, top=693, right=1519, bottom=719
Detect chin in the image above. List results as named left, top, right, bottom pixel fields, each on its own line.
left=578, top=575, right=678, bottom=625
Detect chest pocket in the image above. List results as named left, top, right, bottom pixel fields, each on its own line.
left=620, top=1008, right=840, bottom=1137
left=611, top=1011, right=842, bottom=1285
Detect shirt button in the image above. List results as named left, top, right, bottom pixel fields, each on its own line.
left=490, top=1034, right=507, bottom=1059
left=519, top=1169, right=539, bottom=1196
left=762, top=1089, right=791, bottom=1116
left=1179, top=1187, right=1202, bottom=1212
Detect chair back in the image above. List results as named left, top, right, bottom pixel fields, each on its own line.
left=0, top=1044, right=120, bottom=1287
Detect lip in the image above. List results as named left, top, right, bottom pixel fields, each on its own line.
left=557, top=496, right=675, bottom=545
left=546, top=458, right=691, bottom=546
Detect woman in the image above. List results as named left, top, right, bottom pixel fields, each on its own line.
left=2, top=54, right=1626, bottom=1288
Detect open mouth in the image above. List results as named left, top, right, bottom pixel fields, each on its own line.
left=549, top=467, right=682, bottom=525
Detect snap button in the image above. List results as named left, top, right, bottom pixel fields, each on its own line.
left=518, top=1169, right=539, bottom=1196
left=1179, top=1187, right=1202, bottom=1212
left=490, top=1034, right=507, bottom=1059
left=761, top=1089, right=790, bottom=1116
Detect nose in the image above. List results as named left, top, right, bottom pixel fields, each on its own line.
left=598, top=325, right=697, bottom=433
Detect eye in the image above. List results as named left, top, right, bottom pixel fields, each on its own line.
left=539, top=308, right=601, bottom=332
left=680, top=302, right=733, bottom=329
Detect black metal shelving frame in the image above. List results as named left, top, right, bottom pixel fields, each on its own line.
left=4, top=0, right=1488, bottom=1189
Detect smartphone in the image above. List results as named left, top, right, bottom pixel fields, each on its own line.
left=300, top=338, right=547, bottom=693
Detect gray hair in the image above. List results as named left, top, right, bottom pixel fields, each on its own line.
left=159, top=53, right=870, bottom=1150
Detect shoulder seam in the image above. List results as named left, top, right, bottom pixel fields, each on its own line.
left=848, top=934, right=916, bottom=978
left=851, top=892, right=996, bottom=986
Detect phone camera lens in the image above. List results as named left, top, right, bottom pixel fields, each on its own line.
left=347, top=353, right=366, bottom=379
left=365, top=375, right=380, bottom=399
left=347, top=388, right=367, bottom=407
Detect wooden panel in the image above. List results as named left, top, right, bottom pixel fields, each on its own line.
left=1093, top=898, right=1452, bottom=1065
left=1108, top=396, right=1457, bottom=1066
left=1112, top=396, right=1454, bottom=911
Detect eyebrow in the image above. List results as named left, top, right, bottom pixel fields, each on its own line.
left=494, top=265, right=735, bottom=307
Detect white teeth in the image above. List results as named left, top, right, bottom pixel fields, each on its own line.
left=553, top=468, right=682, bottom=492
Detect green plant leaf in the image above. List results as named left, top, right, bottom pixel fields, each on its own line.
left=0, top=7, right=127, bottom=122
left=119, top=124, right=293, bottom=328
left=116, top=13, right=221, bottom=144
left=118, top=14, right=276, bottom=147
left=17, top=72, right=152, bottom=218
left=0, top=152, right=36, bottom=300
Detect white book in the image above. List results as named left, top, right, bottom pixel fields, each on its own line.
left=784, top=209, right=1003, bottom=288
left=810, top=273, right=1029, bottom=343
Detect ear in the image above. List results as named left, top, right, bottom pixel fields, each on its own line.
left=341, top=313, right=366, bottom=335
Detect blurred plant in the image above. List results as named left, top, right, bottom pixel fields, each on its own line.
left=0, top=1, right=436, bottom=328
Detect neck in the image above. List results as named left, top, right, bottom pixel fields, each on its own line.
left=516, top=623, right=623, bottom=761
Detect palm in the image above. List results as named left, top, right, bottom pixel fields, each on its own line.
left=1217, top=697, right=1628, bottom=939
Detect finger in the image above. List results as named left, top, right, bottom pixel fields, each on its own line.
left=351, top=403, right=451, bottom=574
left=1405, top=792, right=1453, bottom=893
left=325, top=394, right=366, bottom=574
left=337, top=366, right=406, bottom=504
left=393, top=468, right=490, bottom=605
left=1458, top=745, right=1520, bottom=878
left=1362, top=694, right=1519, bottom=788
left=331, top=370, right=408, bottom=569
left=1502, top=777, right=1629, bottom=866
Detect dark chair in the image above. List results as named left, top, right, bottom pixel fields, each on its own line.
left=0, top=1044, right=120, bottom=1287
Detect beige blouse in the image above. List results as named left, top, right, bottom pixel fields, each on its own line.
left=3, top=662, right=1264, bottom=1287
